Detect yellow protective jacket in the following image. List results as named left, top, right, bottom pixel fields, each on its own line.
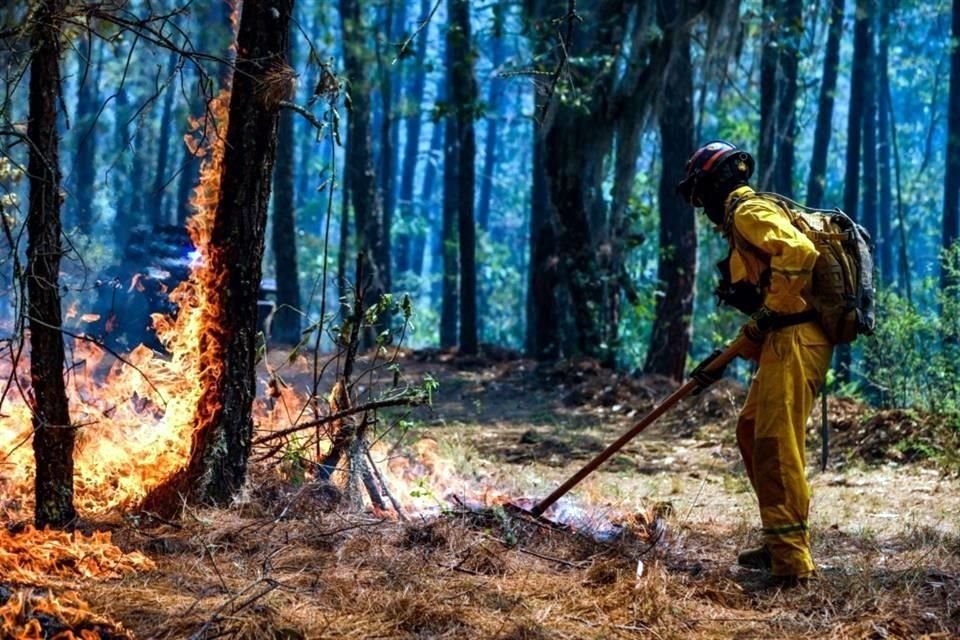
left=725, top=186, right=833, bottom=577
left=724, top=186, right=819, bottom=315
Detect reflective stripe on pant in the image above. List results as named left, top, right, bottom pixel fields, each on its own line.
left=736, top=322, right=832, bottom=576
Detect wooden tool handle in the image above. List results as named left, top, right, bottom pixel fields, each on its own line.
left=530, top=335, right=748, bottom=517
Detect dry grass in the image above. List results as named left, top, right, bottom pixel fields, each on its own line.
left=54, top=476, right=955, bottom=640
left=9, top=357, right=960, bottom=638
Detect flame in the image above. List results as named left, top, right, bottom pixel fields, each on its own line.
left=1, top=588, right=134, bottom=639
left=0, top=89, right=232, bottom=518
left=0, top=526, right=154, bottom=584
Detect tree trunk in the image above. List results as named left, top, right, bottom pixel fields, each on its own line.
left=839, top=0, right=870, bottom=381
left=396, top=0, right=432, bottom=277
left=861, top=14, right=878, bottom=244
left=477, top=7, right=506, bottom=232
left=806, top=0, right=845, bottom=208
left=340, top=0, right=386, bottom=308
left=877, top=0, right=894, bottom=285
left=645, top=0, right=696, bottom=380
left=526, top=111, right=559, bottom=360
left=440, top=29, right=460, bottom=350
left=375, top=0, right=398, bottom=293
left=72, top=31, right=99, bottom=235
left=448, top=0, right=478, bottom=354
left=844, top=1, right=868, bottom=224
left=943, top=0, right=960, bottom=284
left=145, top=0, right=294, bottom=509
left=271, top=21, right=302, bottom=346
left=415, top=118, right=443, bottom=279
left=772, top=0, right=802, bottom=197
left=28, top=0, right=75, bottom=528
left=148, top=52, right=179, bottom=228
left=113, top=84, right=133, bottom=251
left=338, top=128, right=351, bottom=304
left=757, top=0, right=777, bottom=190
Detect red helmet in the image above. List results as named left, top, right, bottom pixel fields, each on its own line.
left=677, top=141, right=754, bottom=207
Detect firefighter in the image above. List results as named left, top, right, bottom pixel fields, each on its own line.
left=678, top=141, right=833, bottom=586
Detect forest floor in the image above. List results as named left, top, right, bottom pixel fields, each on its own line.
left=52, top=351, right=960, bottom=638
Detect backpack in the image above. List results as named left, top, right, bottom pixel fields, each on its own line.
left=721, top=192, right=877, bottom=345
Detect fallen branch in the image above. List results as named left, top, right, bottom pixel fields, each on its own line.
left=251, top=395, right=426, bottom=446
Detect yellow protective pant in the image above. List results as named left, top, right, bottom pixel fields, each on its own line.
left=736, top=322, right=833, bottom=576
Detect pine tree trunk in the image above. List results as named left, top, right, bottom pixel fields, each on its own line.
left=449, top=0, right=478, bottom=354
left=477, top=9, right=506, bottom=232
left=440, top=29, right=460, bottom=349
left=148, top=52, right=179, bottom=229
left=806, top=0, right=845, bottom=208
left=757, top=0, right=778, bottom=190
left=143, top=0, right=294, bottom=510
left=415, top=118, right=443, bottom=280
left=877, top=0, right=894, bottom=285
left=644, top=0, right=696, bottom=381
left=28, top=0, right=75, bottom=528
left=839, top=0, right=870, bottom=381
left=862, top=15, right=878, bottom=244
left=271, top=22, right=302, bottom=346
left=943, top=0, right=960, bottom=284
left=113, top=84, right=133, bottom=251
left=72, top=32, right=99, bottom=235
left=395, top=0, right=432, bottom=277
left=526, top=112, right=559, bottom=360
left=375, top=0, right=397, bottom=294
left=772, top=0, right=802, bottom=197
left=340, top=0, right=386, bottom=306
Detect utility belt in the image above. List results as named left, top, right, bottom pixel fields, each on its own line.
left=764, top=309, right=817, bottom=330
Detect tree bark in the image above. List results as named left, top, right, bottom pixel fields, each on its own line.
left=526, top=98, right=560, bottom=360
left=448, top=0, right=478, bottom=354
left=148, top=52, right=179, bottom=228
left=72, top=31, right=99, bottom=236
left=340, top=0, right=386, bottom=307
left=844, top=1, right=868, bottom=224
left=877, top=0, right=894, bottom=285
left=396, top=0, right=432, bottom=277
left=415, top=117, right=443, bottom=280
left=861, top=13, right=878, bottom=244
left=145, top=0, right=294, bottom=509
left=271, top=22, right=302, bottom=346
left=644, top=0, right=696, bottom=381
left=772, top=0, right=802, bottom=197
left=375, top=0, right=398, bottom=293
left=943, top=0, right=960, bottom=286
left=112, top=83, right=133, bottom=251
left=839, top=0, right=870, bottom=381
left=28, top=0, right=75, bottom=528
left=757, top=0, right=777, bottom=190
left=440, top=29, right=459, bottom=350
left=806, top=0, right=845, bottom=208
left=477, top=6, right=506, bottom=233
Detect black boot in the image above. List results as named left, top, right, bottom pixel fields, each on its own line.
left=737, top=545, right=773, bottom=570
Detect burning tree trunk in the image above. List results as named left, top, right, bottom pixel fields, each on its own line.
left=143, top=0, right=294, bottom=511
left=28, top=0, right=75, bottom=528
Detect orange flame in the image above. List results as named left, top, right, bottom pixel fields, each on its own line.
left=0, top=89, right=232, bottom=517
